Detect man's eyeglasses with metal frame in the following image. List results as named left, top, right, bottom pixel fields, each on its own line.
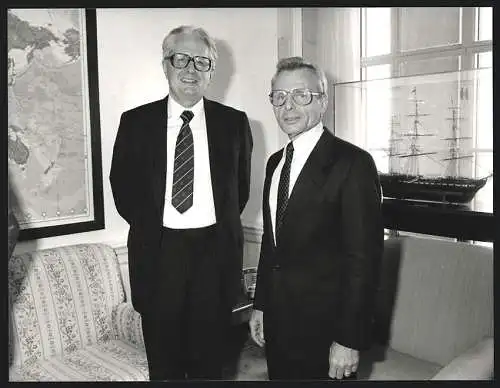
left=269, top=88, right=324, bottom=107
left=164, top=52, right=213, bottom=72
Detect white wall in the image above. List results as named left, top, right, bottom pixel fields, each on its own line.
left=302, top=8, right=361, bottom=143
left=14, top=8, right=281, bottom=256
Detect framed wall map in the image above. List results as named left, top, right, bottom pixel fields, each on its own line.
left=7, top=8, right=104, bottom=241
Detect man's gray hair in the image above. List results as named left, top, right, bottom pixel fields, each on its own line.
left=271, top=56, right=328, bottom=96
left=162, top=25, right=218, bottom=68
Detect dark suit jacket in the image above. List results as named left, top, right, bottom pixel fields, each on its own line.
left=253, top=128, right=383, bottom=351
left=110, top=96, right=253, bottom=314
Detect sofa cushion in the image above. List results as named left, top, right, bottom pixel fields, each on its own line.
left=431, top=337, right=494, bottom=380
left=374, top=237, right=493, bottom=366
left=111, top=303, right=145, bottom=350
left=357, top=345, right=441, bottom=380
left=9, top=244, right=126, bottom=368
left=9, top=340, right=148, bottom=381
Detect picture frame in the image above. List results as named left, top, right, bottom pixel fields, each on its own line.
left=7, top=9, right=104, bottom=241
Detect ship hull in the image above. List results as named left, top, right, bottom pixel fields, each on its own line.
left=379, top=173, right=488, bottom=204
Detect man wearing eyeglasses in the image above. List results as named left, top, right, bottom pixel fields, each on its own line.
left=110, top=25, right=253, bottom=381
left=249, top=57, right=383, bottom=380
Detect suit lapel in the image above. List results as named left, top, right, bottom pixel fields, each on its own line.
left=203, top=98, right=225, bottom=221
left=278, top=130, right=341, bottom=245
left=263, top=152, right=282, bottom=248
left=151, top=96, right=169, bottom=219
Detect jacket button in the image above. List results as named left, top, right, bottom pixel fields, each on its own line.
left=271, top=264, right=281, bottom=270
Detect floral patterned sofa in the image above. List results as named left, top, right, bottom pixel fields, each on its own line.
left=8, top=243, right=148, bottom=381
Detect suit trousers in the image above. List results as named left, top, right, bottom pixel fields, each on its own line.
left=265, top=311, right=359, bottom=380
left=264, top=309, right=329, bottom=380
left=263, top=272, right=358, bottom=381
left=141, top=224, right=231, bottom=381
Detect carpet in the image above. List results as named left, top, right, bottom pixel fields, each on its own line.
left=223, top=325, right=269, bottom=381
left=233, top=339, right=269, bottom=380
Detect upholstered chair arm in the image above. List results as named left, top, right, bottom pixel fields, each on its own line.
left=431, top=337, right=493, bottom=380
left=111, top=303, right=145, bottom=350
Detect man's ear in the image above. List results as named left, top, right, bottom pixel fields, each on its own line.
left=320, top=94, right=329, bottom=113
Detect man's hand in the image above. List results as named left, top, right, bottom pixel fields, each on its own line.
left=329, top=341, right=359, bottom=379
left=249, top=309, right=265, bottom=347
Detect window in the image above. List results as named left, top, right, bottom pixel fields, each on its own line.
left=399, top=8, right=462, bottom=51
left=361, top=8, right=493, bottom=77
left=362, top=8, right=391, bottom=57
left=477, top=6, right=492, bottom=41
left=360, top=7, right=493, bottom=246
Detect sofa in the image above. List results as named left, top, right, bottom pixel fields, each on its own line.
left=8, top=242, right=256, bottom=381
left=358, top=236, right=494, bottom=380
left=9, top=243, right=148, bottom=381
left=234, top=235, right=494, bottom=381
left=9, top=236, right=494, bottom=381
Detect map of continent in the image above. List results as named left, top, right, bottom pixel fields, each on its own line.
left=8, top=9, right=93, bottom=229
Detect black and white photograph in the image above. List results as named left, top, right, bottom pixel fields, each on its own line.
left=7, top=6, right=493, bottom=382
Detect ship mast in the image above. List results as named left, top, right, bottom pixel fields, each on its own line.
left=387, top=114, right=403, bottom=174
left=399, top=87, right=436, bottom=176
left=442, top=97, right=472, bottom=178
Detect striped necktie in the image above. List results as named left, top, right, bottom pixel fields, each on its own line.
left=171, top=110, right=194, bottom=213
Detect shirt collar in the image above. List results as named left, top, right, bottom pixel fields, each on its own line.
left=286, top=121, right=324, bottom=152
left=167, top=95, right=204, bottom=120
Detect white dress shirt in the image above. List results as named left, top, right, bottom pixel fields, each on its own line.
left=162, top=96, right=216, bottom=228
left=269, top=122, right=324, bottom=243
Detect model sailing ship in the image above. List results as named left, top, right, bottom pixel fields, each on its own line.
left=378, top=87, right=489, bottom=204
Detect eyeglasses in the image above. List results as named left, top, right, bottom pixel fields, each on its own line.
left=164, top=52, right=213, bottom=72
left=269, top=89, right=324, bottom=107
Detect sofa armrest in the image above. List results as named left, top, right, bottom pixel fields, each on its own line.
left=431, top=337, right=493, bottom=380
left=111, top=302, right=145, bottom=350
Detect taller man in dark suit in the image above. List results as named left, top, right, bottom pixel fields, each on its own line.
left=249, top=57, right=383, bottom=380
left=110, top=25, right=253, bottom=381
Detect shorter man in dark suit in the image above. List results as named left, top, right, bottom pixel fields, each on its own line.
left=249, top=57, right=384, bottom=380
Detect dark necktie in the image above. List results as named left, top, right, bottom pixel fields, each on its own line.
left=171, top=110, right=194, bottom=213
left=275, top=141, right=294, bottom=243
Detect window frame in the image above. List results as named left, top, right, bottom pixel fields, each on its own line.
left=360, top=7, right=492, bottom=77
